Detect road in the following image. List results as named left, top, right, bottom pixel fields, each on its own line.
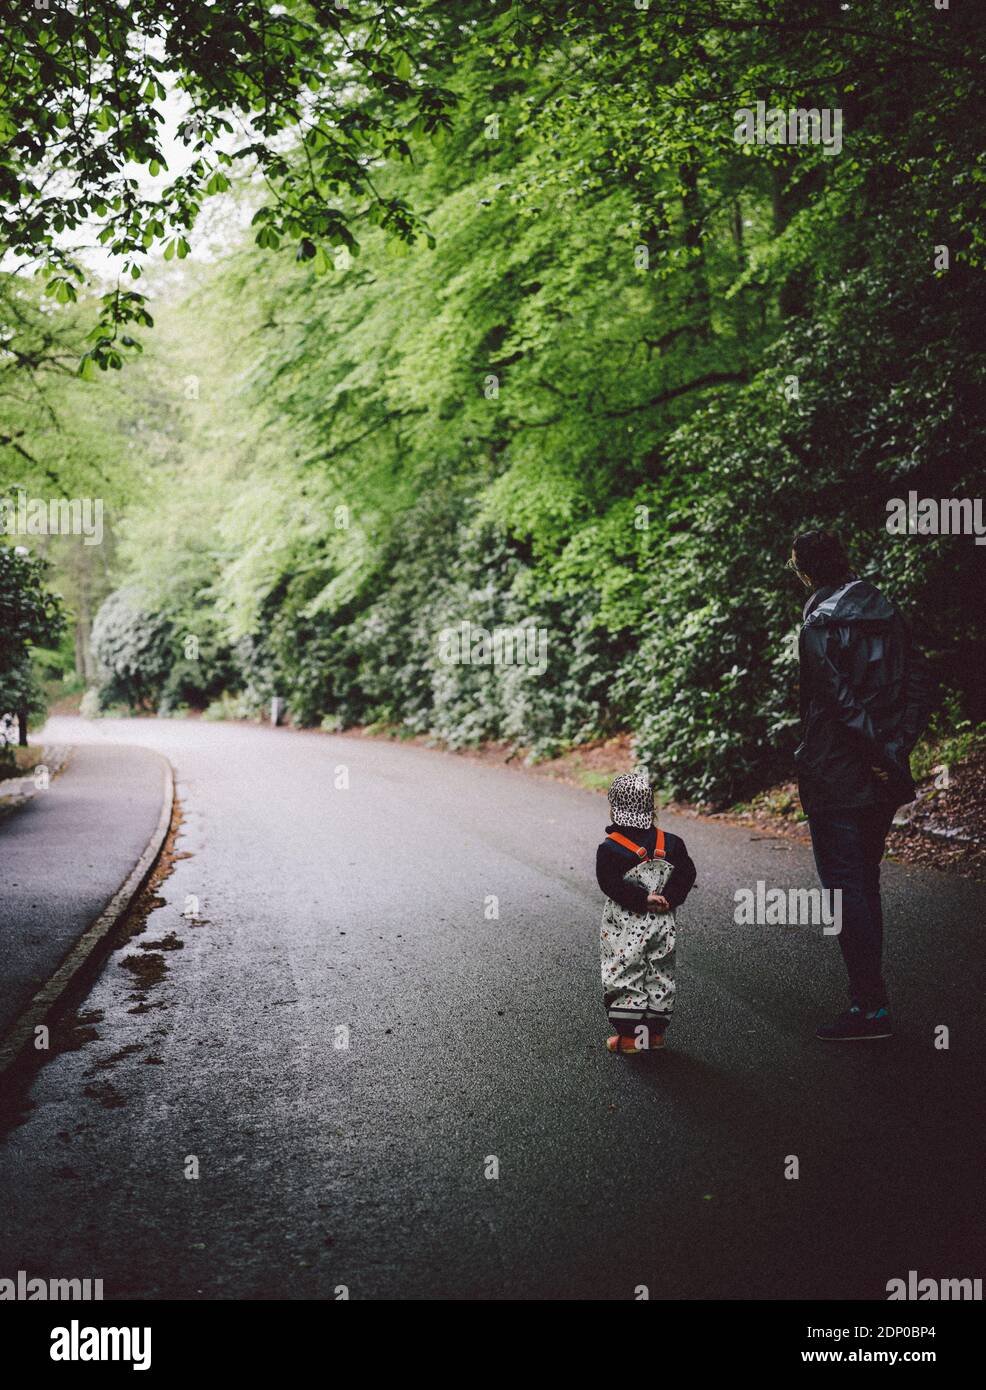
left=0, top=715, right=983, bottom=1301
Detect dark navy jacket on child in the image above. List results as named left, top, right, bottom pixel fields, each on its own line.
left=596, top=823, right=697, bottom=914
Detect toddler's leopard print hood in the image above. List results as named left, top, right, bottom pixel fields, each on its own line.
left=607, top=772, right=655, bottom=830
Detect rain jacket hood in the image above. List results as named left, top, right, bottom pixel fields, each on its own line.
left=803, top=577, right=897, bottom=629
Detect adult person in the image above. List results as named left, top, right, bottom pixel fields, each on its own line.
left=790, top=530, right=935, bottom=1040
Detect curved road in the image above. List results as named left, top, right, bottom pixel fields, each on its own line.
left=1, top=716, right=983, bottom=1300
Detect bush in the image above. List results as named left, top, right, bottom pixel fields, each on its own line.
left=91, top=587, right=236, bottom=713
left=202, top=692, right=255, bottom=721
left=91, top=588, right=175, bottom=710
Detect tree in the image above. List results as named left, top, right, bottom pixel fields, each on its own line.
left=0, top=544, right=65, bottom=757
left=5, top=1, right=985, bottom=802
left=0, top=1, right=457, bottom=371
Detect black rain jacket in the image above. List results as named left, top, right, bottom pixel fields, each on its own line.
left=795, top=577, right=936, bottom=813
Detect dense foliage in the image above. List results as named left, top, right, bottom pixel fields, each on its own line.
left=1, top=0, right=455, bottom=368
left=0, top=545, right=65, bottom=754
left=3, top=3, right=984, bottom=802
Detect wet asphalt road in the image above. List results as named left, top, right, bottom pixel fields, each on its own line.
left=0, top=715, right=983, bottom=1301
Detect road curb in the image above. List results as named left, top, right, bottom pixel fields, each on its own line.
left=0, top=748, right=175, bottom=1086
left=0, top=744, right=73, bottom=816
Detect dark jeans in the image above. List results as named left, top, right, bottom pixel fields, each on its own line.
left=807, top=801, right=897, bottom=1009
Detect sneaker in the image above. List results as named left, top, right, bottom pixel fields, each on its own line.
left=606, top=1033, right=666, bottom=1054
left=816, top=1005, right=894, bottom=1041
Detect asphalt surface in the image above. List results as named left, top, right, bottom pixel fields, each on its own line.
left=0, top=742, right=166, bottom=1037
left=0, top=715, right=983, bottom=1301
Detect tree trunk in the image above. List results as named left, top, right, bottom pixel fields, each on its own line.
left=681, top=163, right=711, bottom=339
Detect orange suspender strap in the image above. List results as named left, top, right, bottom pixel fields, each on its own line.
left=607, top=831, right=647, bottom=857
left=607, top=829, right=666, bottom=860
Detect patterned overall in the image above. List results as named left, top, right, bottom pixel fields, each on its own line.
left=601, top=829, right=676, bottom=1036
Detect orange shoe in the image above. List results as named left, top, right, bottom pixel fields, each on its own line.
left=606, top=1033, right=666, bottom=1054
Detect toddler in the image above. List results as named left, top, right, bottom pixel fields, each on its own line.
left=595, top=772, right=697, bottom=1053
